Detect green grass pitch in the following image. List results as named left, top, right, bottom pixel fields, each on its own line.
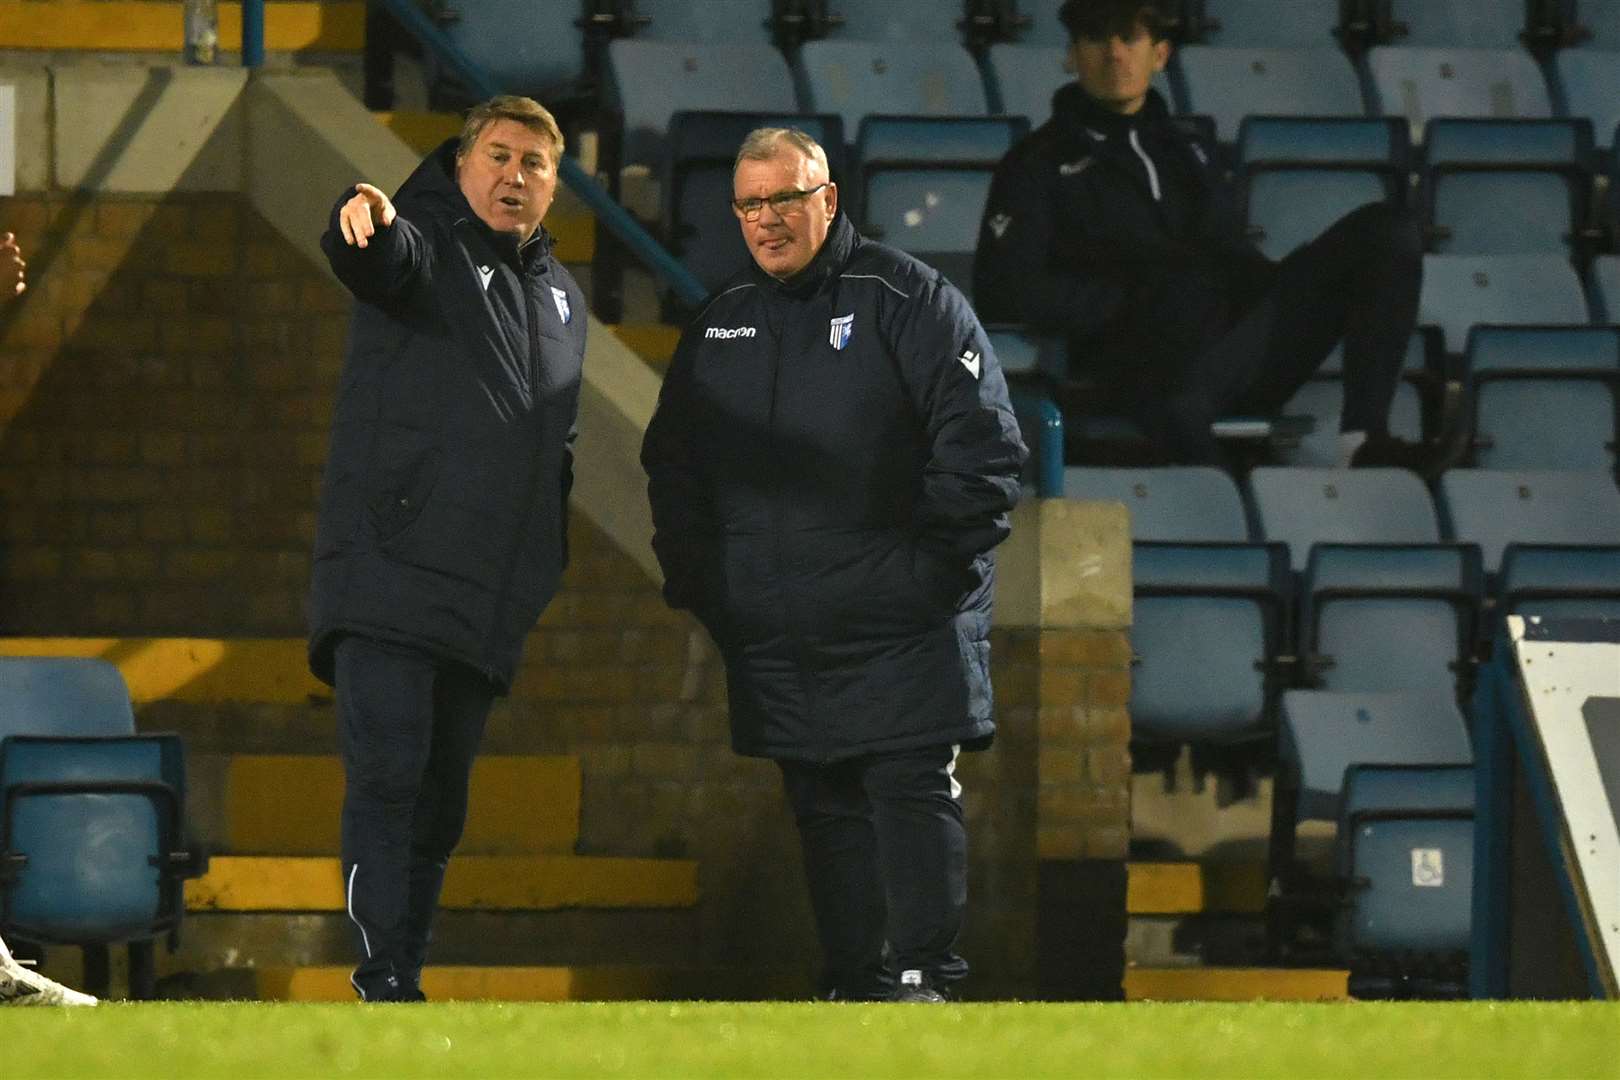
left=3, top=1001, right=1615, bottom=1079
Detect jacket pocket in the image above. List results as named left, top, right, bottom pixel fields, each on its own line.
left=368, top=443, right=442, bottom=546
left=907, top=543, right=975, bottom=621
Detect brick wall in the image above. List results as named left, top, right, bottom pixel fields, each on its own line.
left=0, top=190, right=1133, bottom=997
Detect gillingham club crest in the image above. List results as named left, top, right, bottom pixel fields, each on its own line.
left=551, top=285, right=572, bottom=324
left=829, top=313, right=854, bottom=351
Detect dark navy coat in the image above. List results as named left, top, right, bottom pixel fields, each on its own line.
left=308, top=139, right=585, bottom=691
left=642, top=216, right=1027, bottom=762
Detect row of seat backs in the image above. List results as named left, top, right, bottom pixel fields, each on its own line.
left=1064, top=465, right=1620, bottom=573
left=0, top=658, right=197, bottom=947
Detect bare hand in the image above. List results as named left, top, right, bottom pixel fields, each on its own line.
left=1, top=232, right=24, bottom=298
left=338, top=183, right=397, bottom=248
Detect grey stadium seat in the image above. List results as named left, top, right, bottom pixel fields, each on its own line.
left=630, top=0, right=774, bottom=42
left=1177, top=47, right=1366, bottom=144
left=796, top=40, right=989, bottom=140
left=1248, top=467, right=1441, bottom=571
left=1195, top=0, right=1346, bottom=46
left=1366, top=46, right=1552, bottom=142
left=1418, top=254, right=1590, bottom=354
left=1464, top=326, right=1620, bottom=471
left=1554, top=51, right=1620, bottom=150
left=1440, top=469, right=1620, bottom=573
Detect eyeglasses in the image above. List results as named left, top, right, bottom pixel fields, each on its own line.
left=731, top=183, right=829, bottom=221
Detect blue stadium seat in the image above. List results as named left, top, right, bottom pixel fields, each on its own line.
left=1418, top=254, right=1590, bottom=354
left=608, top=40, right=798, bottom=167
left=1239, top=117, right=1410, bottom=260
left=1385, top=1, right=1527, bottom=47
left=1439, top=468, right=1620, bottom=573
left=1592, top=253, right=1620, bottom=322
left=991, top=329, right=1065, bottom=496
left=1334, top=763, right=1475, bottom=961
left=1464, top=326, right=1620, bottom=471
left=986, top=45, right=1176, bottom=126
left=1278, top=689, right=1473, bottom=823
left=1248, top=467, right=1442, bottom=571
left=1577, top=0, right=1620, bottom=47
left=0, top=657, right=133, bottom=738
left=1298, top=543, right=1483, bottom=697
left=665, top=111, right=846, bottom=291
left=1065, top=468, right=1290, bottom=745
left=1496, top=544, right=1620, bottom=621
left=1177, top=47, right=1366, bottom=144
left=797, top=41, right=989, bottom=139
left=434, top=1, right=586, bottom=98
left=1014, top=0, right=1077, bottom=47
left=1422, top=119, right=1594, bottom=258
left=631, top=0, right=774, bottom=42
left=825, top=1, right=969, bottom=42
left=1366, top=47, right=1553, bottom=142
left=1553, top=51, right=1620, bottom=150
left=1194, top=0, right=1345, bottom=45
left=1278, top=379, right=1425, bottom=467
left=856, top=116, right=1026, bottom=289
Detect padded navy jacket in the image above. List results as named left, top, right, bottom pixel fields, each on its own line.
left=308, top=139, right=585, bottom=691
left=642, top=215, right=1027, bottom=762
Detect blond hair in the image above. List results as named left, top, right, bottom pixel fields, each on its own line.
left=456, top=95, right=565, bottom=162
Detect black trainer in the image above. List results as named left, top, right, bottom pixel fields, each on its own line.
left=1349, top=431, right=1468, bottom=482
left=892, top=969, right=948, bottom=1003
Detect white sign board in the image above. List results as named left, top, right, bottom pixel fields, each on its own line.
left=0, top=85, right=14, bottom=196
left=1510, top=615, right=1620, bottom=996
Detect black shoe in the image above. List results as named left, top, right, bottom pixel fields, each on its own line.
left=891, top=969, right=948, bottom=1003
left=1348, top=431, right=1468, bottom=482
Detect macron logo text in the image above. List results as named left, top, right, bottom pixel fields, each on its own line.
left=705, top=326, right=757, bottom=340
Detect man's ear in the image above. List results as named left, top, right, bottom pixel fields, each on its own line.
left=1153, top=38, right=1171, bottom=72
left=824, top=180, right=839, bottom=218
left=1063, top=41, right=1079, bottom=74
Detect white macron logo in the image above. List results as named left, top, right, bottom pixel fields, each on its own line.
left=477, top=265, right=494, bottom=292
left=705, top=326, right=757, bottom=340
left=1058, top=159, right=1094, bottom=176
left=988, top=213, right=1012, bottom=239
left=959, top=349, right=981, bottom=379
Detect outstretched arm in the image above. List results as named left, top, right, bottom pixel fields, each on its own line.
left=320, top=182, right=428, bottom=303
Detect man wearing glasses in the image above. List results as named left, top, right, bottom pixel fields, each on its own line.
left=642, top=129, right=1027, bottom=1003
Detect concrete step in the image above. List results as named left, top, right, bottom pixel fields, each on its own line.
left=1126, top=861, right=1268, bottom=916
left=187, top=855, right=698, bottom=912
left=214, top=753, right=580, bottom=855
left=1124, top=966, right=1348, bottom=1002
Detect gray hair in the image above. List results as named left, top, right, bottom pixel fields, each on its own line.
left=733, top=127, right=831, bottom=180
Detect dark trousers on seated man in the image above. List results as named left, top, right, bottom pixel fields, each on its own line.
left=335, top=635, right=494, bottom=1001
left=779, top=744, right=969, bottom=1000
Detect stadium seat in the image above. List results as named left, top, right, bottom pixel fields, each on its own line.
left=1239, top=116, right=1410, bottom=260
left=992, top=329, right=1066, bottom=496
left=665, top=111, right=846, bottom=291
left=1384, top=1, right=1527, bottom=47
left=607, top=40, right=798, bottom=167
left=1193, top=0, right=1346, bottom=46
left=0, top=658, right=205, bottom=999
left=1177, top=47, right=1366, bottom=144
left=825, top=1, right=970, bottom=42
left=1065, top=467, right=1289, bottom=745
left=1496, top=544, right=1620, bottom=622
left=433, top=1, right=587, bottom=99
left=1417, top=254, right=1590, bottom=354
left=1298, top=542, right=1483, bottom=698
left=1592, top=253, right=1620, bottom=322
left=1366, top=47, right=1552, bottom=142
left=1247, top=467, right=1442, bottom=571
left=1334, top=763, right=1475, bottom=963
left=1422, top=119, right=1595, bottom=257
left=986, top=45, right=1178, bottom=125
left=1552, top=51, right=1620, bottom=150
left=1013, top=0, right=1077, bottom=47
left=1278, top=379, right=1425, bottom=467
left=1463, top=326, right=1620, bottom=471
left=1577, top=0, right=1620, bottom=47
left=796, top=41, right=990, bottom=140
left=1439, top=468, right=1620, bottom=573
left=630, top=0, right=774, bottom=42
left=855, top=116, right=1026, bottom=289
left=1278, top=689, right=1473, bottom=823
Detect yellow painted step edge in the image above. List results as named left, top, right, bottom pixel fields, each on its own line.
left=1126, top=861, right=1269, bottom=916
left=0, top=1, right=365, bottom=52
left=187, top=855, right=698, bottom=912
left=609, top=324, right=682, bottom=366
left=225, top=754, right=582, bottom=856
left=1, top=637, right=325, bottom=705
left=1125, top=966, right=1349, bottom=1002
left=256, top=964, right=680, bottom=1002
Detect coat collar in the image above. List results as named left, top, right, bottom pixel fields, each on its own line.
left=1050, top=82, right=1172, bottom=145
left=750, top=212, right=858, bottom=298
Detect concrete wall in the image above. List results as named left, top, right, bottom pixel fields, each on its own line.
left=0, top=63, right=1135, bottom=997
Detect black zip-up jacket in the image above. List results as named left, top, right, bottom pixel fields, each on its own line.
left=642, top=216, right=1027, bottom=762
left=308, top=139, right=585, bottom=691
left=973, top=84, right=1273, bottom=409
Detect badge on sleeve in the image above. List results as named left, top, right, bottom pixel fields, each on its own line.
left=551, top=286, right=572, bottom=324
left=829, top=313, right=854, bottom=351
left=958, top=348, right=981, bottom=379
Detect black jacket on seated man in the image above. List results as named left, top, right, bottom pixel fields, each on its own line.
left=974, top=82, right=1424, bottom=466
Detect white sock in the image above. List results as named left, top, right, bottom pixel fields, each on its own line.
left=1337, top=430, right=1368, bottom=467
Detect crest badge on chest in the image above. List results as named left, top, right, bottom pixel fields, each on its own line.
left=551, top=286, right=571, bottom=324
left=829, top=313, right=854, bottom=351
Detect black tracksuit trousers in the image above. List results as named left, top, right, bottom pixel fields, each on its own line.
left=1147, top=202, right=1424, bottom=464
left=779, top=743, right=968, bottom=999
left=335, top=635, right=494, bottom=1001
